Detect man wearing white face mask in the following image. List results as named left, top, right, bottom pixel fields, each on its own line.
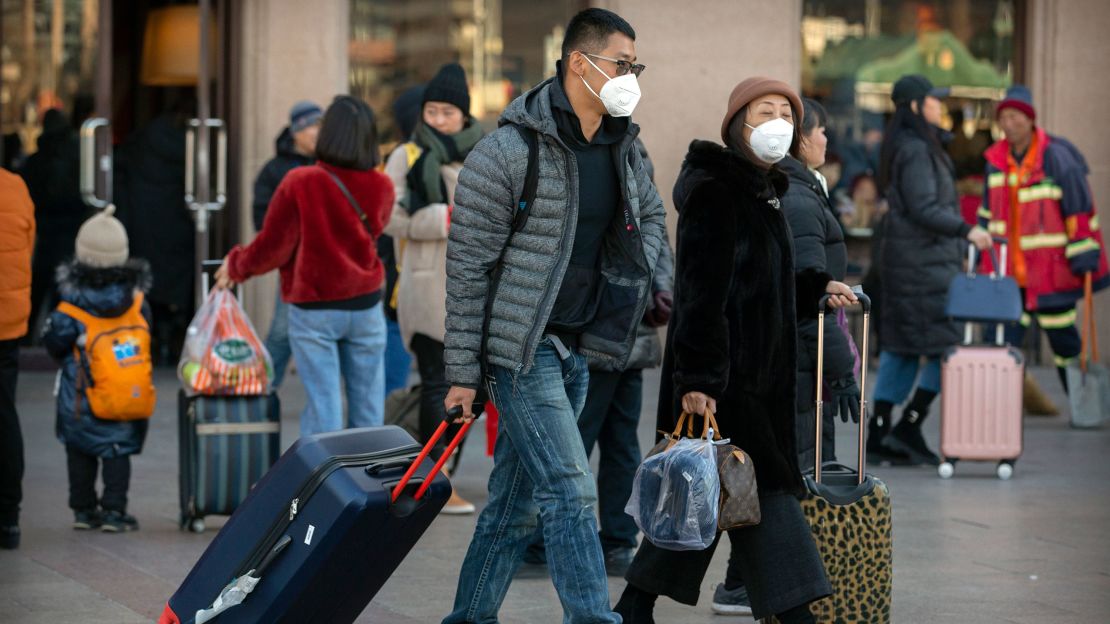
left=440, top=8, right=667, bottom=624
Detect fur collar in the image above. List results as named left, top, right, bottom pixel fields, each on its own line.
left=675, top=140, right=789, bottom=211
left=55, top=259, right=152, bottom=299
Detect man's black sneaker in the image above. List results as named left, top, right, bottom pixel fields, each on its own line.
left=0, top=525, right=20, bottom=549
left=604, top=547, right=635, bottom=578
left=73, top=509, right=102, bottom=530
left=100, top=510, right=139, bottom=533
left=711, top=583, right=753, bottom=616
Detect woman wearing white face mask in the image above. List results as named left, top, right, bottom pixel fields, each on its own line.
left=615, top=78, right=853, bottom=624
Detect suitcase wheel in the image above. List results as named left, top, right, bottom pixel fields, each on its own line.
left=180, top=514, right=206, bottom=533
left=938, top=461, right=955, bottom=479
left=996, top=462, right=1014, bottom=480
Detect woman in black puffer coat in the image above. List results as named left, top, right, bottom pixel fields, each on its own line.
left=780, top=98, right=859, bottom=471
left=615, top=78, right=859, bottom=624
left=872, top=76, right=992, bottom=467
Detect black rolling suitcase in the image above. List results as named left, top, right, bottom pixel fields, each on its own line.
left=160, top=419, right=468, bottom=624
left=178, top=390, right=281, bottom=531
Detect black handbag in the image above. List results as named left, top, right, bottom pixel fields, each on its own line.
left=946, top=244, right=1022, bottom=323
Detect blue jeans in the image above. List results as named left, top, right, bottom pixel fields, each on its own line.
left=444, top=338, right=620, bottom=624
left=527, top=368, right=643, bottom=559
left=873, top=351, right=941, bottom=405
left=384, top=318, right=412, bottom=394
left=266, top=288, right=293, bottom=389
left=287, top=303, right=386, bottom=436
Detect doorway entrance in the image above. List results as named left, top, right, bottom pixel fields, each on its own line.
left=2, top=0, right=237, bottom=363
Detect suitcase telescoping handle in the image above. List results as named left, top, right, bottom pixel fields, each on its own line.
left=815, top=292, right=871, bottom=485
left=964, top=239, right=1010, bottom=346
left=392, top=407, right=472, bottom=503
left=200, top=259, right=244, bottom=299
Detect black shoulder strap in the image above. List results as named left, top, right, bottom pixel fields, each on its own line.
left=323, top=169, right=372, bottom=234
left=512, top=124, right=539, bottom=232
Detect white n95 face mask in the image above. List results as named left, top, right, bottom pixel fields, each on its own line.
left=745, top=117, right=794, bottom=163
left=580, top=54, right=641, bottom=117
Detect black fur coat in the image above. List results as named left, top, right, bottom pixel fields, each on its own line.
left=659, top=141, right=832, bottom=496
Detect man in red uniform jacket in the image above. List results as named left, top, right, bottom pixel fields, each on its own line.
left=980, top=85, right=1109, bottom=391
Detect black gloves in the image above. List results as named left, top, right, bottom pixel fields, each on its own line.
left=825, top=375, right=861, bottom=424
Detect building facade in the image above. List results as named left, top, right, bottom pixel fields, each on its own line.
left=1, top=0, right=1106, bottom=360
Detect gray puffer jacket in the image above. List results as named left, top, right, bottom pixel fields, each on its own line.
left=445, top=79, right=668, bottom=387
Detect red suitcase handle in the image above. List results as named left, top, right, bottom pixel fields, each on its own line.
left=392, top=407, right=473, bottom=503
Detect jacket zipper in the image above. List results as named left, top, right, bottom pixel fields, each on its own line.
left=519, top=134, right=578, bottom=373
left=233, top=444, right=422, bottom=579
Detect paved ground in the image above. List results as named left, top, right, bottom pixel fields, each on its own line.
left=1, top=363, right=1108, bottom=623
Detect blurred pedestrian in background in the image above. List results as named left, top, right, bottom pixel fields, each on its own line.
left=870, top=75, right=992, bottom=467
left=0, top=168, right=35, bottom=549
left=384, top=63, right=483, bottom=515
left=251, top=100, right=322, bottom=390
left=981, top=85, right=1109, bottom=393
left=380, top=84, right=424, bottom=395
left=217, top=96, right=394, bottom=436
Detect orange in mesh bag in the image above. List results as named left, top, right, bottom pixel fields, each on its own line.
left=178, top=289, right=273, bottom=396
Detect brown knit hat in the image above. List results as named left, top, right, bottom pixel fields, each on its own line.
left=75, top=204, right=129, bottom=268
left=720, top=77, right=804, bottom=144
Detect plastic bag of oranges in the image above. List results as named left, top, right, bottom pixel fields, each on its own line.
left=178, top=289, right=273, bottom=396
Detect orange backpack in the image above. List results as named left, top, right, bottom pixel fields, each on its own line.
left=57, top=293, right=156, bottom=421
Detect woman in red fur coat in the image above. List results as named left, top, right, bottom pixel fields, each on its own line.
left=216, top=96, right=394, bottom=436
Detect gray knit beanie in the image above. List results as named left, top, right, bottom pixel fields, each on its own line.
left=75, top=204, right=129, bottom=268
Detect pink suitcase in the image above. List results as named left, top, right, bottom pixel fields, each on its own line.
left=939, top=242, right=1024, bottom=480
left=939, top=345, right=1024, bottom=479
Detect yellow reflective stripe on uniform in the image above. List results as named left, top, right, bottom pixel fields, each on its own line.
left=977, top=207, right=992, bottom=220
left=1091, top=214, right=1101, bottom=231
left=1066, top=238, right=1100, bottom=258
left=1020, top=232, right=1068, bottom=250
left=987, top=172, right=1007, bottom=188
left=1020, top=312, right=1032, bottom=327
left=1037, top=308, right=1077, bottom=329
left=988, top=220, right=1007, bottom=236
left=1054, top=354, right=1076, bottom=368
left=1017, top=184, right=1063, bottom=203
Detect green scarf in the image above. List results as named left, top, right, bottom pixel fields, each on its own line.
left=404, top=121, right=483, bottom=214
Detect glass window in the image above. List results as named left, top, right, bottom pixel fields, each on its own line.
left=350, top=0, right=584, bottom=149
left=801, top=0, right=1021, bottom=230
left=1, top=0, right=99, bottom=169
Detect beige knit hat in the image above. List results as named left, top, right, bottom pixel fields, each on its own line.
left=75, top=204, right=129, bottom=268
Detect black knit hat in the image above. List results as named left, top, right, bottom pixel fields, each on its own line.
left=423, top=63, right=470, bottom=116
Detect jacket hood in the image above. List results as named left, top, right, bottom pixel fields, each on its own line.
left=55, top=259, right=152, bottom=316
left=672, top=140, right=789, bottom=213
left=498, top=78, right=640, bottom=144
left=275, top=127, right=310, bottom=160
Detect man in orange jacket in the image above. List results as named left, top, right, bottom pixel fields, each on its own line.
left=980, top=85, right=1109, bottom=391
left=0, top=168, right=35, bottom=549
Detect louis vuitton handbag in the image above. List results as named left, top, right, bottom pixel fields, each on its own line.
left=645, top=409, right=760, bottom=530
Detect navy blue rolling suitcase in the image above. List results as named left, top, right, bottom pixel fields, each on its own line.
left=160, top=421, right=468, bottom=624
